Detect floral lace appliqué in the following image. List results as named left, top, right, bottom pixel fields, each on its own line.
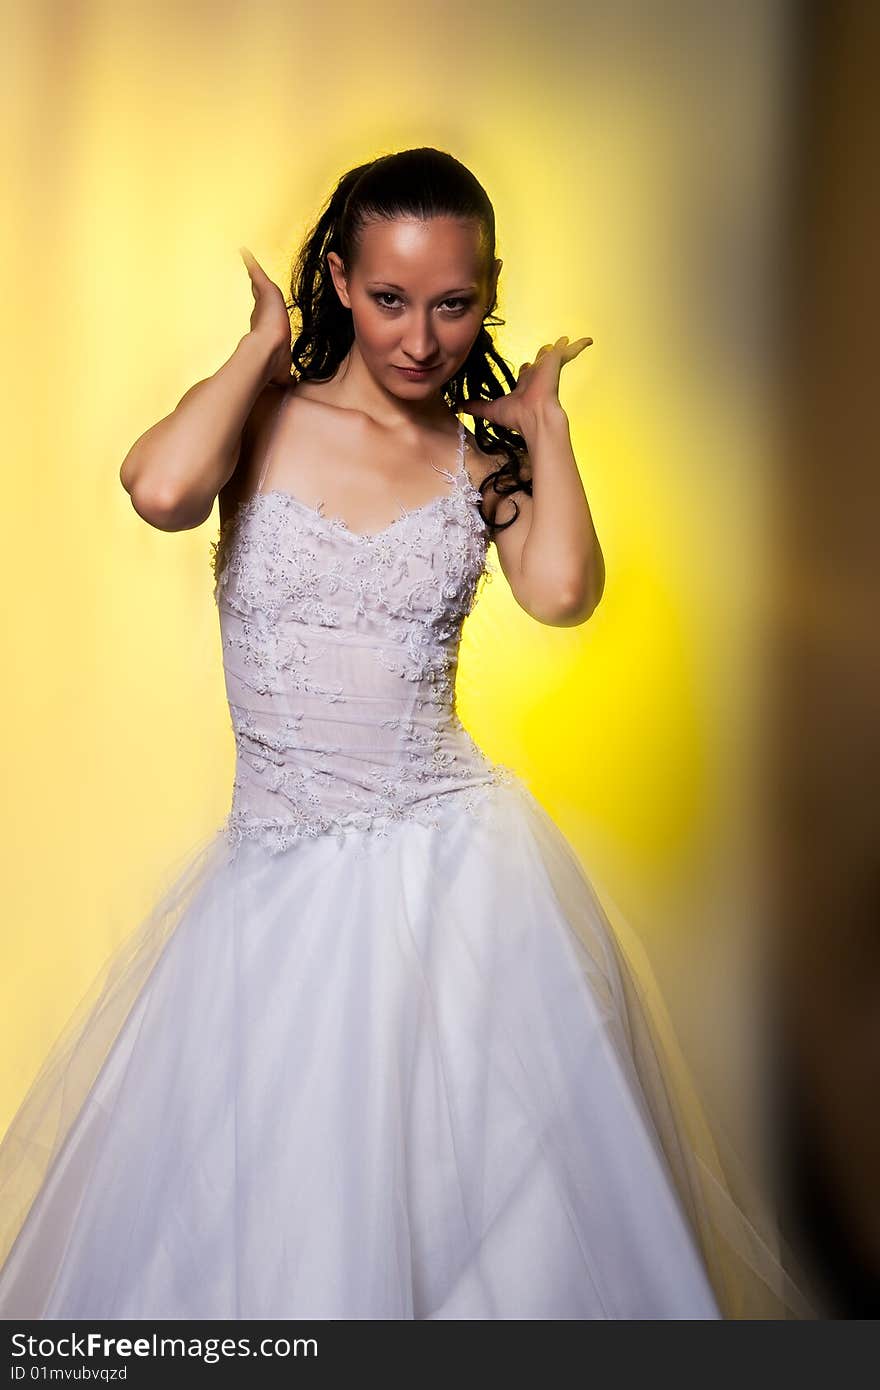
left=209, top=424, right=519, bottom=859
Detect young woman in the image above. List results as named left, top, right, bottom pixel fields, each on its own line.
left=0, top=147, right=824, bottom=1319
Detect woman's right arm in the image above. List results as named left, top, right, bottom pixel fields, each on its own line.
left=120, top=249, right=291, bottom=532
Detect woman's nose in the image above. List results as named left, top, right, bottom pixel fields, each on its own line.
left=401, top=317, right=439, bottom=362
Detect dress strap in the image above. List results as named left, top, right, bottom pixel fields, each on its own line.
left=256, top=388, right=292, bottom=495
left=451, top=418, right=469, bottom=494
left=424, top=418, right=467, bottom=484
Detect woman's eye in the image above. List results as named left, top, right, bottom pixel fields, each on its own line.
left=372, top=293, right=472, bottom=314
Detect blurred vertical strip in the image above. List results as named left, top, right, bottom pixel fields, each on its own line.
left=774, top=0, right=880, bottom=1317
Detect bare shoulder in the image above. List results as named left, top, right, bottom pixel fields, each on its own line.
left=218, top=380, right=359, bottom=525
left=460, top=424, right=501, bottom=522
left=460, top=423, right=531, bottom=529
left=218, top=381, right=285, bottom=524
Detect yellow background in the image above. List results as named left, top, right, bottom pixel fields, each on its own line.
left=0, top=0, right=791, bottom=1134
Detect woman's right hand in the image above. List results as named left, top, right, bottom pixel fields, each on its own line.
left=239, top=246, right=292, bottom=386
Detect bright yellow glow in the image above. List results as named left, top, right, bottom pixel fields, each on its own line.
left=0, top=1, right=788, bottom=1133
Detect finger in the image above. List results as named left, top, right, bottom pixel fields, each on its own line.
left=556, top=334, right=589, bottom=361
left=460, top=399, right=495, bottom=420
left=518, top=361, right=531, bottom=375
left=239, top=246, right=266, bottom=282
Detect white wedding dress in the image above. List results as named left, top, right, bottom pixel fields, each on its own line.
left=0, top=407, right=821, bottom=1319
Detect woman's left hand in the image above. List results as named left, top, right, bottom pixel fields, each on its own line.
left=461, top=335, right=592, bottom=435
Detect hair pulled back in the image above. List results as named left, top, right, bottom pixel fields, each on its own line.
left=285, top=147, right=531, bottom=533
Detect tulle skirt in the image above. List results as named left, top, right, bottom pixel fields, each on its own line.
left=0, top=777, right=824, bottom=1319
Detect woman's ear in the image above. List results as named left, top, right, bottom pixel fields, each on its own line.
left=486, top=257, right=502, bottom=311
left=326, top=252, right=351, bottom=309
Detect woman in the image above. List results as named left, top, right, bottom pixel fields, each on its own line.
left=0, top=147, right=825, bottom=1319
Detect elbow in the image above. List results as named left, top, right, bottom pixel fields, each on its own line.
left=560, top=554, right=606, bottom=626
left=126, top=475, right=212, bottom=532
left=577, top=568, right=606, bottom=623
left=120, top=440, right=214, bottom=532
left=555, top=588, right=600, bottom=627
left=526, top=589, right=593, bottom=627
left=533, top=570, right=604, bottom=628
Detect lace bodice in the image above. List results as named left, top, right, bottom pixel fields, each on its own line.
left=210, top=412, right=519, bottom=858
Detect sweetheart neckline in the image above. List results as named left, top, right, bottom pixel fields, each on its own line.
left=232, top=413, right=487, bottom=545
left=234, top=468, right=487, bottom=546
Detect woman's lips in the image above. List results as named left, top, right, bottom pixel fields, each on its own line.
left=394, top=364, right=439, bottom=378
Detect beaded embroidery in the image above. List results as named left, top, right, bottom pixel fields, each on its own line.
left=210, top=416, right=520, bottom=859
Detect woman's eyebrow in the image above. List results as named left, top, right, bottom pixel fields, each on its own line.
left=367, top=281, right=479, bottom=296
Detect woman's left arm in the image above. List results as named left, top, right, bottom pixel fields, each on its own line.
left=464, top=336, right=604, bottom=627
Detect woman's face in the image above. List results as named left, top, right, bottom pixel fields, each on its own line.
left=327, top=216, right=500, bottom=395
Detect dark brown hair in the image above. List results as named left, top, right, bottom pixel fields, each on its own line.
left=284, top=147, right=531, bottom=534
